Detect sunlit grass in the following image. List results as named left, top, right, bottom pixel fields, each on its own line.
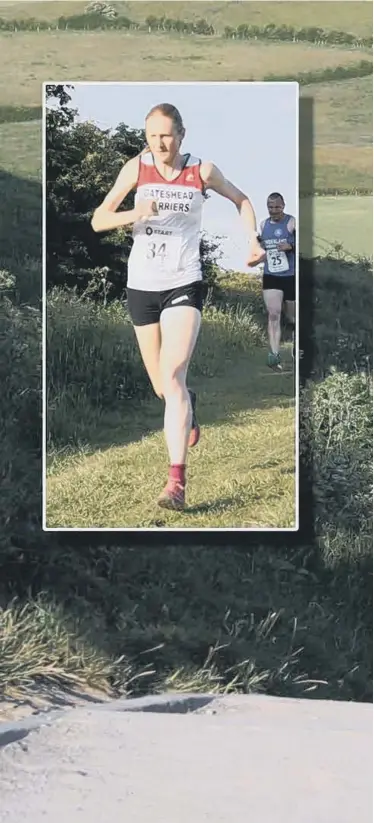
left=0, top=30, right=370, bottom=106
left=45, top=290, right=295, bottom=530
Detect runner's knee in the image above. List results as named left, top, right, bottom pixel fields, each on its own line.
left=268, top=309, right=281, bottom=323
left=162, top=362, right=188, bottom=395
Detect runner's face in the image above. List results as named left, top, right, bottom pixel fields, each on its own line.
left=267, top=197, right=284, bottom=221
left=145, top=114, right=181, bottom=164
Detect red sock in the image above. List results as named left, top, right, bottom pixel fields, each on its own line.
left=169, top=464, right=186, bottom=486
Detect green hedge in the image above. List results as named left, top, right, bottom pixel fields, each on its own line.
left=144, top=15, right=214, bottom=35
left=265, top=59, right=373, bottom=84
left=0, top=16, right=51, bottom=31
left=223, top=23, right=372, bottom=49
left=0, top=105, right=42, bottom=124
left=57, top=13, right=135, bottom=31
left=305, top=188, right=373, bottom=197
left=0, top=14, right=372, bottom=49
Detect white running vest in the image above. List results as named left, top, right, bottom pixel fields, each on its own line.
left=127, top=152, right=205, bottom=291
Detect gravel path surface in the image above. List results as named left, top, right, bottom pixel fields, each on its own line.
left=0, top=693, right=371, bottom=823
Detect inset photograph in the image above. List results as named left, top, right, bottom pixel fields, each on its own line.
left=43, top=81, right=298, bottom=530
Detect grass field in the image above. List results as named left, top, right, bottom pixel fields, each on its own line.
left=313, top=157, right=372, bottom=194
left=46, top=344, right=296, bottom=530
left=0, top=119, right=41, bottom=179
left=314, top=146, right=372, bottom=173
left=1, top=20, right=371, bottom=196
left=313, top=196, right=373, bottom=257
left=0, top=0, right=372, bottom=38
left=1, top=31, right=371, bottom=107
left=301, top=76, right=373, bottom=146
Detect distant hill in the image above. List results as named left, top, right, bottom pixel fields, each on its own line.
left=0, top=0, right=372, bottom=38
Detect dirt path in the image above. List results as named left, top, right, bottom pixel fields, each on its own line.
left=0, top=694, right=371, bottom=823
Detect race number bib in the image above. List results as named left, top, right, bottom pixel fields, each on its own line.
left=267, top=249, right=289, bottom=274
left=135, top=231, right=182, bottom=272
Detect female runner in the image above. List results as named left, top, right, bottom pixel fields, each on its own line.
left=92, top=103, right=264, bottom=510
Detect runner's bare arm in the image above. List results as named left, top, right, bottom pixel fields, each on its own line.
left=91, top=156, right=140, bottom=232
left=278, top=216, right=296, bottom=251
left=200, top=162, right=265, bottom=266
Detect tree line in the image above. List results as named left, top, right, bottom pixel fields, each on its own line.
left=0, top=12, right=372, bottom=49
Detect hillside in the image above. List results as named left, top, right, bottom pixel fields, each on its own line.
left=0, top=0, right=372, bottom=705
left=0, top=1, right=372, bottom=37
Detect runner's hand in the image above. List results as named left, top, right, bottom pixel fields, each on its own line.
left=246, top=239, right=266, bottom=267
left=135, top=199, right=158, bottom=221
left=277, top=240, right=291, bottom=252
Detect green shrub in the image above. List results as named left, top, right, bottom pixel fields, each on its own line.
left=312, top=256, right=372, bottom=376
left=0, top=297, right=41, bottom=545
left=57, top=13, right=134, bottom=31
left=301, top=370, right=372, bottom=569
left=223, top=22, right=372, bottom=49
left=265, top=59, right=373, bottom=85
left=0, top=105, right=42, bottom=124
left=46, top=289, right=151, bottom=447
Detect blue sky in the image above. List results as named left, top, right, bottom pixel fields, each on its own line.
left=68, top=82, right=298, bottom=272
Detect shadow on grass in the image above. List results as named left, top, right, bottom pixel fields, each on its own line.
left=150, top=495, right=246, bottom=519
left=182, top=490, right=291, bottom=518
left=77, top=364, right=295, bottom=456
left=183, top=494, right=255, bottom=517
left=0, top=169, right=41, bottom=304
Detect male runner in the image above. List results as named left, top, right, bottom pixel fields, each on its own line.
left=259, top=192, right=296, bottom=370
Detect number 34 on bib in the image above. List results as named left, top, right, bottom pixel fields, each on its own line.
left=138, top=233, right=182, bottom=272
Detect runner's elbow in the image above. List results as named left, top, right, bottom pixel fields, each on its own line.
left=91, top=209, right=104, bottom=232
left=236, top=194, right=252, bottom=211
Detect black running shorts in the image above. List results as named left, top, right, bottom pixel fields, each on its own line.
left=263, top=273, right=295, bottom=302
left=126, top=280, right=204, bottom=326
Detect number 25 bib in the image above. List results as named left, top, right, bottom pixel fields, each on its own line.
left=267, top=248, right=289, bottom=274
